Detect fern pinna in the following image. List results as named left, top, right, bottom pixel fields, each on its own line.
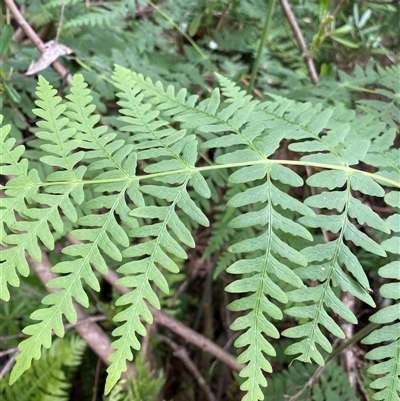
left=0, top=65, right=399, bottom=401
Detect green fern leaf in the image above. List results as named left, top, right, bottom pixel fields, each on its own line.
left=362, top=190, right=400, bottom=401
left=3, top=65, right=399, bottom=401
left=9, top=76, right=135, bottom=385
left=104, top=66, right=211, bottom=392
left=63, top=5, right=127, bottom=30
left=283, top=167, right=385, bottom=364
left=0, top=115, right=42, bottom=300
left=1, top=75, right=87, bottom=304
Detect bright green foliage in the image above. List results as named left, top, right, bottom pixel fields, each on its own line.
left=1, top=336, right=86, bottom=401
left=105, top=66, right=211, bottom=393
left=1, top=65, right=399, bottom=401
left=0, top=115, right=40, bottom=300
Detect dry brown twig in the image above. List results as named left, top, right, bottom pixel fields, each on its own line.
left=0, top=353, right=18, bottom=381
left=279, top=0, right=319, bottom=84
left=155, top=333, right=218, bottom=401
left=4, top=0, right=72, bottom=83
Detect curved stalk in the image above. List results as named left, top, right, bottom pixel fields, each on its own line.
left=248, top=0, right=276, bottom=94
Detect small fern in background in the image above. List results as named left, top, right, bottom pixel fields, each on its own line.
left=0, top=336, right=86, bottom=401
left=263, top=359, right=359, bottom=401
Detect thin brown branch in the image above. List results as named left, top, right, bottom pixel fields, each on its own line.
left=104, top=269, right=244, bottom=373
left=0, top=352, right=18, bottom=380
left=140, top=321, right=155, bottom=365
left=155, top=334, right=218, bottom=401
left=0, top=348, right=18, bottom=358
left=341, top=292, right=357, bottom=389
left=64, top=315, right=107, bottom=331
left=0, top=334, right=26, bottom=341
left=4, top=0, right=72, bottom=84
left=278, top=0, right=319, bottom=84
left=332, top=0, right=347, bottom=18
left=216, top=2, right=232, bottom=31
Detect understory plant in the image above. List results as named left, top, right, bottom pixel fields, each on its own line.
left=1, top=61, right=399, bottom=401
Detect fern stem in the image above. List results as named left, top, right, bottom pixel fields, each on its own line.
left=1, top=159, right=398, bottom=190
left=146, top=0, right=208, bottom=60
left=325, top=322, right=378, bottom=364
left=248, top=0, right=276, bottom=94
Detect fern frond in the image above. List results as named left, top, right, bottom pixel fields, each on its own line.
left=224, top=173, right=310, bottom=400
left=105, top=354, right=165, bottom=401
left=3, top=67, right=399, bottom=401
left=65, top=73, right=143, bottom=225
left=8, top=76, right=138, bottom=385
left=44, top=0, right=82, bottom=9
left=111, top=66, right=263, bottom=147
left=103, top=66, right=211, bottom=392
left=264, top=360, right=359, bottom=401
left=8, top=76, right=91, bottom=383
left=282, top=110, right=390, bottom=365
left=63, top=5, right=127, bottom=30
left=362, top=127, right=400, bottom=185
left=1, top=75, right=88, bottom=306
left=361, top=190, right=400, bottom=401
left=197, top=79, right=311, bottom=399
left=0, top=115, right=41, bottom=300
left=357, top=64, right=400, bottom=129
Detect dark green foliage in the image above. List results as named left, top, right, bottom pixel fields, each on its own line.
left=264, top=360, right=359, bottom=401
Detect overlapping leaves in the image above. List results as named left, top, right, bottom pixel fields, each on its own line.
left=1, top=68, right=399, bottom=401
left=103, top=66, right=212, bottom=391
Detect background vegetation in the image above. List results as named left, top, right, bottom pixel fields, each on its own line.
left=0, top=0, right=399, bottom=400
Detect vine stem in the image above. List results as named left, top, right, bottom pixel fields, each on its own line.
left=55, top=0, right=65, bottom=43
left=248, top=0, right=276, bottom=94
left=325, top=322, right=378, bottom=364
left=279, top=0, right=319, bottom=84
